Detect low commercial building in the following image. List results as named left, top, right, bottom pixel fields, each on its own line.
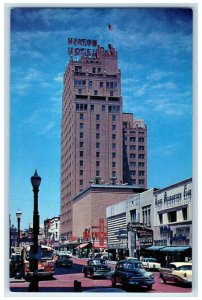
left=106, top=178, right=192, bottom=263
left=126, top=188, right=157, bottom=257
left=153, top=178, right=192, bottom=247
left=148, top=178, right=192, bottom=265
left=106, top=188, right=156, bottom=259
left=44, top=216, right=60, bottom=246
left=72, top=184, right=145, bottom=251
left=106, top=200, right=128, bottom=260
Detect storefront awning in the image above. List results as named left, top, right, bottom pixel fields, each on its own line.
left=145, top=246, right=166, bottom=251
left=74, top=243, right=90, bottom=249
left=160, top=246, right=191, bottom=252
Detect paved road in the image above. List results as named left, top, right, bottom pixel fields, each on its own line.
left=9, top=257, right=192, bottom=294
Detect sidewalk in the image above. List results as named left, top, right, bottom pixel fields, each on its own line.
left=9, top=277, right=26, bottom=283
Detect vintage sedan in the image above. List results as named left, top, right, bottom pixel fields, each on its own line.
left=55, top=255, right=73, bottom=268
left=111, top=260, right=155, bottom=291
left=160, top=262, right=192, bottom=286
left=141, top=257, right=161, bottom=271
left=82, top=259, right=111, bottom=278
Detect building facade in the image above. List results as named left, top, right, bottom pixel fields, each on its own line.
left=153, top=178, right=192, bottom=247
left=61, top=41, right=147, bottom=238
left=106, top=188, right=155, bottom=258
left=106, top=200, right=128, bottom=260
left=106, top=178, right=192, bottom=260
left=44, top=216, right=60, bottom=246
left=122, top=113, right=147, bottom=187
left=72, top=184, right=145, bottom=249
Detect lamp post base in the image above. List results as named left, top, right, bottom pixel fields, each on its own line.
left=28, top=272, right=39, bottom=292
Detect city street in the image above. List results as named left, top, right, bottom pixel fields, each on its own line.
left=9, top=257, right=192, bottom=294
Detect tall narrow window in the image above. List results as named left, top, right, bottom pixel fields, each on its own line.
left=112, top=115, right=116, bottom=121
left=159, top=213, right=163, bottom=224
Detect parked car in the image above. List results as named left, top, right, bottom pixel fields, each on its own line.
left=82, top=259, right=111, bottom=278
left=94, top=252, right=109, bottom=260
left=110, top=260, right=155, bottom=291
left=125, top=256, right=139, bottom=261
left=141, top=257, right=161, bottom=271
left=9, top=254, right=22, bottom=278
left=125, top=257, right=144, bottom=266
left=107, top=259, right=144, bottom=279
left=159, top=262, right=192, bottom=286
left=55, top=255, right=73, bottom=268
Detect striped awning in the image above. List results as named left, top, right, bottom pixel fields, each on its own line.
left=74, top=243, right=90, bottom=249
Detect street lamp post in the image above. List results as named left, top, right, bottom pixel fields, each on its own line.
left=16, top=209, right=22, bottom=247
left=29, top=170, right=41, bottom=292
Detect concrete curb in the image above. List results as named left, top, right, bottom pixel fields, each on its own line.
left=9, top=277, right=26, bottom=283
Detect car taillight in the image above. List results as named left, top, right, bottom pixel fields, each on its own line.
left=24, top=263, right=29, bottom=272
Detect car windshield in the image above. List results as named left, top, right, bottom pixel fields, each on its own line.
left=41, top=250, right=54, bottom=260
left=123, top=262, right=144, bottom=270
left=93, top=260, right=107, bottom=265
left=177, top=265, right=192, bottom=270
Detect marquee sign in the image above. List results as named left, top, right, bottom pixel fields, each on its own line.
left=68, top=37, right=98, bottom=57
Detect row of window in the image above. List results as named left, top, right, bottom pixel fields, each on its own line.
left=74, top=80, right=118, bottom=89
left=129, top=162, right=145, bottom=167
left=127, top=154, right=145, bottom=159
left=123, top=137, right=145, bottom=142
left=79, top=113, right=117, bottom=121
left=124, top=145, right=145, bottom=151
left=130, top=206, right=151, bottom=226
left=158, top=208, right=187, bottom=224
left=76, top=89, right=116, bottom=97
left=79, top=122, right=117, bottom=130
left=76, top=103, right=120, bottom=112
left=130, top=171, right=145, bottom=176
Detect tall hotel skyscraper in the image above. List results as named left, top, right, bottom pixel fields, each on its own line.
left=61, top=41, right=147, bottom=238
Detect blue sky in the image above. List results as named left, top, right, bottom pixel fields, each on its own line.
left=9, top=7, right=193, bottom=229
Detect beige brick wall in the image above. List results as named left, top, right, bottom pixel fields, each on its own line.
left=73, top=189, right=135, bottom=238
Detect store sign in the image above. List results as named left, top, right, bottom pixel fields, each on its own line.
left=155, top=184, right=192, bottom=206
left=160, top=226, right=172, bottom=234
left=68, top=37, right=98, bottom=57
left=99, top=218, right=105, bottom=246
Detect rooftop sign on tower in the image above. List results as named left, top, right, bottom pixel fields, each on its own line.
left=68, top=37, right=98, bottom=58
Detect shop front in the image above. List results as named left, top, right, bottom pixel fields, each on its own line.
left=144, top=245, right=192, bottom=267
left=74, top=242, right=92, bottom=258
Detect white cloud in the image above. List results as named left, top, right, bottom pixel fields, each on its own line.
left=150, top=142, right=182, bottom=156
left=147, top=70, right=175, bottom=82
left=53, top=73, right=63, bottom=83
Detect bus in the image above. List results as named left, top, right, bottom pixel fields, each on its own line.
left=22, top=245, right=55, bottom=279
